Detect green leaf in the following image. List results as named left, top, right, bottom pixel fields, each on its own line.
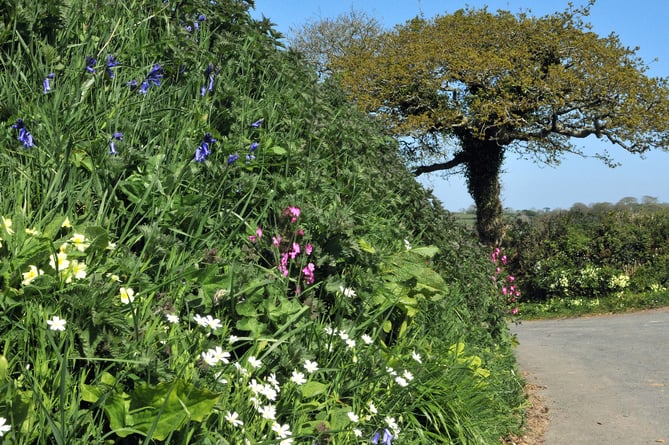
left=269, top=146, right=287, bottom=155
left=82, top=375, right=220, bottom=440
left=357, top=238, right=376, bottom=254
left=300, top=381, right=327, bottom=398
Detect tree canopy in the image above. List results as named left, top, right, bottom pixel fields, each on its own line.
left=297, top=3, right=669, bottom=244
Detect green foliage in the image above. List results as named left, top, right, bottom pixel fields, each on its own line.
left=504, top=200, right=669, bottom=302
left=0, top=0, right=522, bottom=443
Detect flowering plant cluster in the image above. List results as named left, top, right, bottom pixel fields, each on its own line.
left=249, top=206, right=316, bottom=290
left=491, top=247, right=520, bottom=316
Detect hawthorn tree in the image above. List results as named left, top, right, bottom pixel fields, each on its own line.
left=302, top=3, right=669, bottom=245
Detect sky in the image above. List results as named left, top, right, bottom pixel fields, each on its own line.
left=250, top=0, right=669, bottom=211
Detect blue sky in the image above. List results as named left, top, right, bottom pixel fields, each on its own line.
left=250, top=1, right=669, bottom=211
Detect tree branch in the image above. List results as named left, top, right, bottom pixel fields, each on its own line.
left=413, top=152, right=468, bottom=176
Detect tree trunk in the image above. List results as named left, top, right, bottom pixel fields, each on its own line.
left=463, top=137, right=505, bottom=246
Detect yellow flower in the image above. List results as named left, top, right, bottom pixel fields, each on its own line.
left=25, top=227, right=40, bottom=236
left=22, top=265, right=44, bottom=286
left=1, top=216, right=13, bottom=235
left=61, top=217, right=71, bottom=228
left=120, top=287, right=135, bottom=304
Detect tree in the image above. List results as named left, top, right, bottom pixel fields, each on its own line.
left=288, top=9, right=383, bottom=78
left=316, top=3, right=669, bottom=244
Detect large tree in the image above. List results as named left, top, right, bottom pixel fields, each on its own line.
left=298, top=3, right=669, bottom=244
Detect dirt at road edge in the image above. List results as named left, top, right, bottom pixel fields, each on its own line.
left=503, top=379, right=550, bottom=445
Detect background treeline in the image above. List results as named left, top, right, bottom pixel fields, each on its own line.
left=501, top=198, right=669, bottom=301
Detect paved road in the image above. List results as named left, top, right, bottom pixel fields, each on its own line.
left=511, top=308, right=669, bottom=445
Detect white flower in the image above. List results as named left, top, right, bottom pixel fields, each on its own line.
left=248, top=379, right=263, bottom=395
left=119, top=287, right=135, bottom=304
left=205, top=315, right=222, bottom=330
left=386, top=367, right=397, bottom=376
left=404, top=239, right=412, bottom=250
left=338, top=330, right=349, bottom=341
left=279, top=439, right=293, bottom=445
left=290, top=370, right=306, bottom=385
left=339, top=286, right=356, bottom=298
left=353, top=428, right=363, bottom=437
left=106, top=273, right=121, bottom=282
left=394, top=376, right=408, bottom=387
left=402, top=369, right=414, bottom=381
left=0, top=416, right=11, bottom=436
left=258, top=404, right=276, bottom=420
left=166, top=314, right=180, bottom=324
left=248, top=355, right=262, bottom=369
left=361, top=334, right=373, bottom=345
left=303, top=359, right=319, bottom=373
left=70, top=233, right=89, bottom=251
left=213, top=347, right=230, bottom=363
left=260, top=383, right=278, bottom=401
left=323, top=325, right=335, bottom=335
left=47, top=315, right=67, bottom=331
left=272, top=422, right=292, bottom=439
left=201, top=350, right=219, bottom=367
left=106, top=241, right=117, bottom=250
left=225, top=411, right=244, bottom=427
left=49, top=251, right=70, bottom=272
left=21, top=265, right=44, bottom=286
left=193, top=314, right=208, bottom=327
left=345, top=338, right=356, bottom=349
left=385, top=416, right=399, bottom=434
left=267, top=372, right=280, bottom=390
left=347, top=412, right=359, bottom=423
left=66, top=260, right=87, bottom=282
left=368, top=401, right=378, bottom=415
left=228, top=334, right=239, bottom=343
left=411, top=350, right=422, bottom=364
left=247, top=355, right=262, bottom=369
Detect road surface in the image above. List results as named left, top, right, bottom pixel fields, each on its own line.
left=511, top=308, right=669, bottom=445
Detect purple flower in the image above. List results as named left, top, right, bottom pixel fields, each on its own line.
left=12, top=119, right=34, bottom=148
left=195, top=132, right=216, bottom=162
left=201, top=64, right=219, bottom=96
left=198, top=14, right=206, bottom=21
left=109, top=132, right=123, bottom=155
left=85, top=56, right=96, bottom=74
left=249, top=141, right=259, bottom=151
left=250, top=118, right=264, bottom=128
left=106, top=55, right=120, bottom=78
left=136, top=64, right=164, bottom=94
left=43, top=73, right=55, bottom=94
left=371, top=429, right=393, bottom=445
left=227, top=153, right=239, bottom=165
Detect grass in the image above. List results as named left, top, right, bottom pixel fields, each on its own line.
left=518, top=290, right=669, bottom=319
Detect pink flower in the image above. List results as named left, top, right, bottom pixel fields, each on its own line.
left=305, top=243, right=313, bottom=255
left=284, top=206, right=300, bottom=223
left=272, top=235, right=282, bottom=247
left=249, top=228, right=262, bottom=243
left=512, top=307, right=519, bottom=315
left=508, top=275, right=515, bottom=282
left=289, top=242, right=301, bottom=259
left=302, top=262, right=316, bottom=284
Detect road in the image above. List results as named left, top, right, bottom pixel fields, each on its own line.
left=511, top=308, right=669, bottom=445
